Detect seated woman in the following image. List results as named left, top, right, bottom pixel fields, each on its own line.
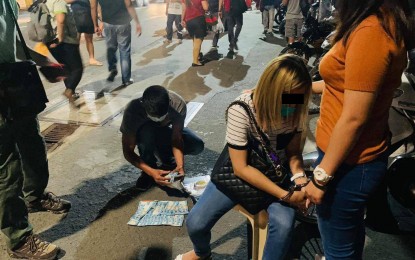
left=175, top=53, right=312, bottom=260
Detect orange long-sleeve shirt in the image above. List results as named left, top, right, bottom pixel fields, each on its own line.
left=317, top=15, right=407, bottom=164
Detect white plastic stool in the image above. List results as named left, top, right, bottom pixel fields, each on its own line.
left=234, top=205, right=269, bottom=260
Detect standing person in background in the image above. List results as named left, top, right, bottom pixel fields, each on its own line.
left=304, top=0, right=414, bottom=259
left=260, top=0, right=279, bottom=35
left=208, top=0, right=221, bottom=48
left=282, top=0, right=304, bottom=44
left=165, top=0, right=184, bottom=44
left=91, top=0, right=142, bottom=87
left=1, top=0, right=71, bottom=258
left=70, top=0, right=103, bottom=66
left=46, top=0, right=83, bottom=103
left=182, top=0, right=209, bottom=66
left=220, top=0, right=247, bottom=52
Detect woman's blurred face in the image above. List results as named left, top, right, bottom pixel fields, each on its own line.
left=281, top=86, right=305, bottom=117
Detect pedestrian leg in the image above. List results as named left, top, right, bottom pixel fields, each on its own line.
left=117, top=24, right=132, bottom=84
left=0, top=115, right=32, bottom=249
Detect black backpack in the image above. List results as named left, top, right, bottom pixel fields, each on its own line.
left=230, top=0, right=248, bottom=15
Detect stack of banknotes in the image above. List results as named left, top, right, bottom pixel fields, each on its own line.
left=128, top=200, right=188, bottom=227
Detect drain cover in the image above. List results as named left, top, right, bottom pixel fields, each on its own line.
left=41, top=123, right=80, bottom=152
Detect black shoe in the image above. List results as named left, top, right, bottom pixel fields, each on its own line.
left=135, top=172, right=155, bottom=191
left=107, top=70, right=118, bottom=82
left=198, top=52, right=204, bottom=61
left=192, top=63, right=204, bottom=67
left=27, top=192, right=71, bottom=214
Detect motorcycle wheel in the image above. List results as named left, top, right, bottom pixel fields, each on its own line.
left=279, top=19, right=286, bottom=35
left=387, top=156, right=415, bottom=213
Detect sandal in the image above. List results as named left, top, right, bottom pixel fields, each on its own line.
left=89, top=60, right=103, bottom=66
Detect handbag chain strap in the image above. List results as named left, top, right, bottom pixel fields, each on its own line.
left=4, top=0, right=32, bottom=60
left=227, top=100, right=283, bottom=172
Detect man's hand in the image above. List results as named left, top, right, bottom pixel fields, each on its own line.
left=149, top=169, right=171, bottom=186
left=304, top=181, right=325, bottom=205
left=136, top=24, right=142, bottom=36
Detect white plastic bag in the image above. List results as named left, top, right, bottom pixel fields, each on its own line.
left=213, top=16, right=224, bottom=33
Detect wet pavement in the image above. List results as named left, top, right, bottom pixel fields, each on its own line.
left=3, top=3, right=414, bottom=260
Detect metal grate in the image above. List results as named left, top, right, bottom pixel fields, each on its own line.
left=41, top=123, right=80, bottom=152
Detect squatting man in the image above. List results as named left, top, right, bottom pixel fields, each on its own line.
left=120, top=85, right=204, bottom=190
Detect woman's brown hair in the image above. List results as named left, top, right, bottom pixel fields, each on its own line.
left=333, top=0, right=414, bottom=50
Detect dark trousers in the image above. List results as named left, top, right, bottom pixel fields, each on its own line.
left=136, top=123, right=204, bottom=168
left=48, top=43, right=83, bottom=92
left=0, top=114, right=50, bottom=249
left=166, top=14, right=183, bottom=41
left=226, top=12, right=243, bottom=46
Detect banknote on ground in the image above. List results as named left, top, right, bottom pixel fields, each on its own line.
left=128, top=200, right=188, bottom=227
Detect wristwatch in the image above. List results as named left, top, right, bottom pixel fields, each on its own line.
left=313, top=165, right=333, bottom=184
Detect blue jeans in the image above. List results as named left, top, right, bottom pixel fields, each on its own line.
left=136, top=123, right=204, bottom=168
left=104, top=23, right=132, bottom=84
left=166, top=14, right=183, bottom=41
left=186, top=182, right=295, bottom=259
left=315, top=148, right=387, bottom=259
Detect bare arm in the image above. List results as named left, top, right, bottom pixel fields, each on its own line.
left=54, top=13, right=65, bottom=43
left=124, top=0, right=142, bottom=35
left=285, top=132, right=308, bottom=185
left=312, top=80, right=325, bottom=94
left=171, top=119, right=185, bottom=175
left=282, top=0, right=288, bottom=6
left=318, top=90, right=377, bottom=176
left=304, top=89, right=377, bottom=204
left=90, top=0, right=99, bottom=29
left=201, top=0, right=209, bottom=11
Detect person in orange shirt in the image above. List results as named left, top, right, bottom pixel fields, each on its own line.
left=304, top=0, right=414, bottom=259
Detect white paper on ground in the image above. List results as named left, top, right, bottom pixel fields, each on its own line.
left=181, top=175, right=210, bottom=200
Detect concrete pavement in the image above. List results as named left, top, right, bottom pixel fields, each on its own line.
left=5, top=4, right=415, bottom=260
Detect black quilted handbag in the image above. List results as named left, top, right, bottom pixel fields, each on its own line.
left=210, top=100, right=289, bottom=215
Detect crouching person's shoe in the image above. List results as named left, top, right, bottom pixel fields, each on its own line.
left=8, top=234, right=59, bottom=260
left=135, top=172, right=155, bottom=191
left=28, top=192, right=71, bottom=214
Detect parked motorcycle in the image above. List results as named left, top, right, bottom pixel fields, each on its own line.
left=295, top=72, right=415, bottom=229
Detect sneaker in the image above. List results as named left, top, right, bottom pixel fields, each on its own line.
left=163, top=39, right=172, bottom=44
left=107, top=69, right=118, bottom=82
left=28, top=192, right=71, bottom=214
left=120, top=79, right=134, bottom=88
left=8, top=234, right=59, bottom=260
left=135, top=172, right=155, bottom=191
